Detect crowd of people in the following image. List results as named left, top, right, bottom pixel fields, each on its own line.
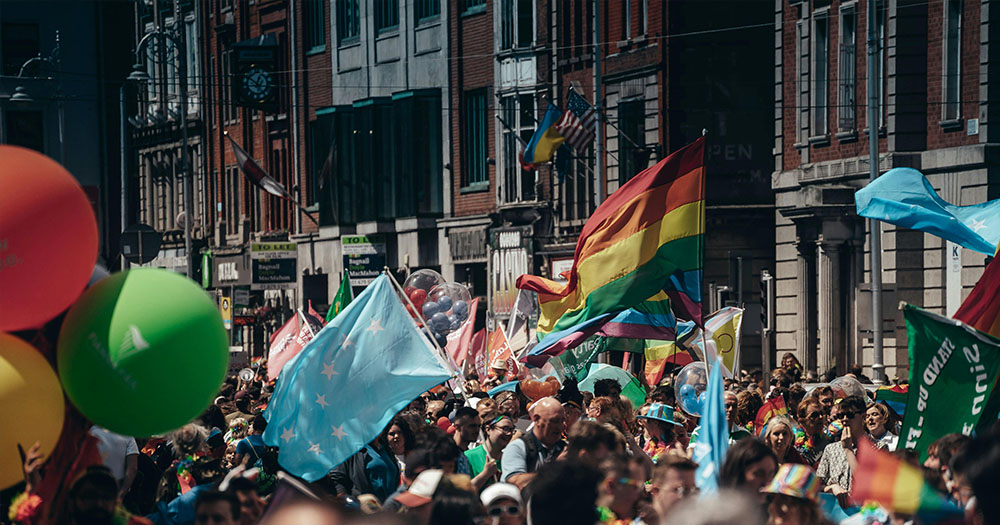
left=10, top=353, right=1000, bottom=525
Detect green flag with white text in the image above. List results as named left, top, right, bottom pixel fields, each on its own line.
left=899, top=303, right=1000, bottom=460
left=326, top=270, right=354, bottom=323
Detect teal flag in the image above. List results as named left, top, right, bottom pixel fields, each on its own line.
left=899, top=304, right=1000, bottom=460
left=693, top=357, right=728, bottom=493
left=856, top=167, right=1000, bottom=255
left=263, top=274, right=454, bottom=481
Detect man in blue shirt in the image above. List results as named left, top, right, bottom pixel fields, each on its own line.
left=234, top=416, right=268, bottom=467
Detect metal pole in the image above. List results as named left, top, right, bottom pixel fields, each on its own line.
left=867, top=0, right=885, bottom=385
left=121, top=84, right=130, bottom=271
left=593, top=0, right=603, bottom=206
left=174, top=4, right=194, bottom=280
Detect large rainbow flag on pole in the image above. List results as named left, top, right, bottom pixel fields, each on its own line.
left=516, top=137, right=706, bottom=342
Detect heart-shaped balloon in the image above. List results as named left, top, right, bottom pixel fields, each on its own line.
left=520, top=376, right=562, bottom=401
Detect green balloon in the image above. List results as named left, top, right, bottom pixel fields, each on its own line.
left=57, top=268, right=229, bottom=436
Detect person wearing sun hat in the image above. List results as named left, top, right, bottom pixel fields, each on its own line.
left=760, top=463, right=824, bottom=525
left=637, top=403, right=685, bottom=463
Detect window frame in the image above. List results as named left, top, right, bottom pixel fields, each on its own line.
left=837, top=2, right=856, bottom=132
left=304, top=0, right=326, bottom=53
left=617, top=98, right=647, bottom=184
left=415, top=0, right=441, bottom=24
left=375, top=0, right=399, bottom=35
left=337, top=0, right=361, bottom=45
left=941, top=0, right=962, bottom=123
left=811, top=8, right=830, bottom=138
left=462, top=88, right=490, bottom=189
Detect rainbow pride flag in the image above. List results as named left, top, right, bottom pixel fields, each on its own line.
left=851, top=440, right=963, bottom=520
left=874, top=384, right=908, bottom=417
left=754, top=396, right=788, bottom=435
left=598, top=292, right=678, bottom=340
left=644, top=339, right=695, bottom=385
left=953, top=254, right=1000, bottom=338
left=516, top=137, right=706, bottom=340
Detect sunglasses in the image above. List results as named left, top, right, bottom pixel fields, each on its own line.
left=803, top=411, right=823, bottom=420
left=487, top=505, right=521, bottom=517
left=836, top=411, right=857, bottom=420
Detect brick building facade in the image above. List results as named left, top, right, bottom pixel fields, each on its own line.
left=772, top=0, right=999, bottom=379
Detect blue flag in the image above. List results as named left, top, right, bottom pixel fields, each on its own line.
left=262, top=274, right=454, bottom=481
left=693, top=357, right=728, bottom=493
left=855, top=167, right=1000, bottom=255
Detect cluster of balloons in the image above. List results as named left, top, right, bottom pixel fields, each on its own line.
left=0, top=146, right=229, bottom=489
left=402, top=270, right=473, bottom=347
left=674, top=362, right=709, bottom=416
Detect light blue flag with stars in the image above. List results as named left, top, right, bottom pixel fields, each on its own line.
left=692, top=357, right=728, bottom=493
left=262, top=274, right=454, bottom=481
left=856, top=167, right=1000, bottom=255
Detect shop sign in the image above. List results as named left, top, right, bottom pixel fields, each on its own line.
left=449, top=229, right=488, bottom=263
left=489, top=227, right=531, bottom=317
left=250, top=242, right=297, bottom=290
left=342, top=235, right=386, bottom=288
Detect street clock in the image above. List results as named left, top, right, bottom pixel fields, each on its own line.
left=241, top=66, right=274, bottom=102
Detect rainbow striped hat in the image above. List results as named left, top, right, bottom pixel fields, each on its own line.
left=761, top=464, right=820, bottom=502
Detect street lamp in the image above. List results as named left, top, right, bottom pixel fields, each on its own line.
left=129, top=3, right=194, bottom=280
left=11, top=31, right=65, bottom=165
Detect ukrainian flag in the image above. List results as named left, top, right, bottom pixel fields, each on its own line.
left=522, top=103, right=565, bottom=164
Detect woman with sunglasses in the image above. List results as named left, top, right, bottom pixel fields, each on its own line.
left=793, top=399, right=829, bottom=466
left=466, top=415, right=517, bottom=491
left=815, top=395, right=866, bottom=508
left=480, top=483, right=525, bottom=525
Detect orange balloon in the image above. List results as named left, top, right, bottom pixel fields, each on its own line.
left=521, top=376, right=562, bottom=401
left=0, top=146, right=98, bottom=331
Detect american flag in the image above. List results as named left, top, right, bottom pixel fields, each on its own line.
left=555, top=89, right=597, bottom=152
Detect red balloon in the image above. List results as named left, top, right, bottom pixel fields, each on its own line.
left=0, top=146, right=98, bottom=331
left=408, top=289, right=427, bottom=310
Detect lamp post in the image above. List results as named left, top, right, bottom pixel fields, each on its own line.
left=11, top=31, right=65, bottom=165
left=129, top=3, right=194, bottom=279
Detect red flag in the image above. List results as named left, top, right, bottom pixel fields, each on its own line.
left=467, top=328, right=487, bottom=378
left=445, top=298, right=479, bottom=366
left=487, top=326, right=519, bottom=382
left=266, top=309, right=321, bottom=381
left=953, top=256, right=1000, bottom=338
left=224, top=131, right=289, bottom=199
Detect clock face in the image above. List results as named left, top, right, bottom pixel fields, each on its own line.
left=242, top=67, right=273, bottom=101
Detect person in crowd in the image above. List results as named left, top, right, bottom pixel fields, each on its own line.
left=596, top=454, right=650, bottom=524
left=558, top=378, right=586, bottom=429
left=649, top=455, right=699, bottom=521
left=494, top=391, right=522, bottom=420
left=425, top=400, right=446, bottom=424
left=636, top=403, right=685, bottom=463
left=825, top=402, right=845, bottom=442
left=793, top=399, right=829, bottom=466
left=63, top=466, right=153, bottom=525
left=692, top=393, right=753, bottom=445
left=328, top=424, right=400, bottom=502
left=760, top=464, right=826, bottom=525
left=848, top=364, right=872, bottom=384
left=588, top=396, right=623, bottom=429
left=770, top=370, right=792, bottom=391
left=382, top=448, right=436, bottom=512
left=663, top=489, right=764, bottom=525
left=479, top=483, right=525, bottom=525
left=257, top=500, right=342, bottom=525
left=451, top=407, right=482, bottom=476
left=233, top=416, right=268, bottom=467
left=720, top=438, right=779, bottom=504
left=737, top=390, right=765, bottom=435
left=501, top=397, right=566, bottom=488
left=224, top=396, right=254, bottom=426
left=563, top=420, right=625, bottom=466
left=475, top=397, right=499, bottom=422
left=948, top=427, right=1000, bottom=525
left=225, top=477, right=264, bottom=525
left=761, top=416, right=807, bottom=466
left=923, top=433, right=971, bottom=494
left=815, top=395, right=866, bottom=506
left=199, top=405, right=228, bottom=434
left=863, top=402, right=897, bottom=451
left=526, top=460, right=604, bottom=525
left=193, top=490, right=240, bottom=525
left=648, top=385, right=675, bottom=407
left=386, top=416, right=416, bottom=476
left=812, top=387, right=835, bottom=417
left=156, top=424, right=226, bottom=505
left=427, top=482, right=484, bottom=525
left=466, top=415, right=517, bottom=491
left=781, top=353, right=804, bottom=383
left=787, top=385, right=806, bottom=417
left=89, top=425, right=140, bottom=500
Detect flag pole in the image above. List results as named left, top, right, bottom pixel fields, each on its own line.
left=867, top=0, right=886, bottom=385
left=296, top=308, right=316, bottom=339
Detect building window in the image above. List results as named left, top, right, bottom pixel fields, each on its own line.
left=222, top=50, right=238, bottom=123
left=876, top=0, right=887, bottom=128
left=463, top=0, right=486, bottom=13
left=463, top=89, right=489, bottom=187
left=338, top=0, right=360, bottom=43
left=304, top=0, right=325, bottom=50
left=796, top=19, right=808, bottom=144
left=618, top=99, right=646, bottom=184
left=622, top=1, right=631, bottom=40
left=185, top=18, right=200, bottom=116
left=837, top=4, right=856, bottom=131
left=500, top=0, right=534, bottom=51
left=375, top=0, right=399, bottom=33
left=1, top=22, right=39, bottom=76
left=4, top=110, right=44, bottom=153
left=499, top=93, right=536, bottom=203
left=416, top=0, right=440, bottom=21
left=812, top=9, right=829, bottom=136
left=640, top=0, right=648, bottom=35
left=942, top=0, right=962, bottom=121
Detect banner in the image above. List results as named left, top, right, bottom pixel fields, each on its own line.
left=554, top=335, right=605, bottom=382
left=899, top=304, right=1000, bottom=460
left=487, top=326, right=519, bottom=382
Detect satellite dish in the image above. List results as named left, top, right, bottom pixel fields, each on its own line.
left=238, top=368, right=255, bottom=382
left=176, top=211, right=186, bottom=229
